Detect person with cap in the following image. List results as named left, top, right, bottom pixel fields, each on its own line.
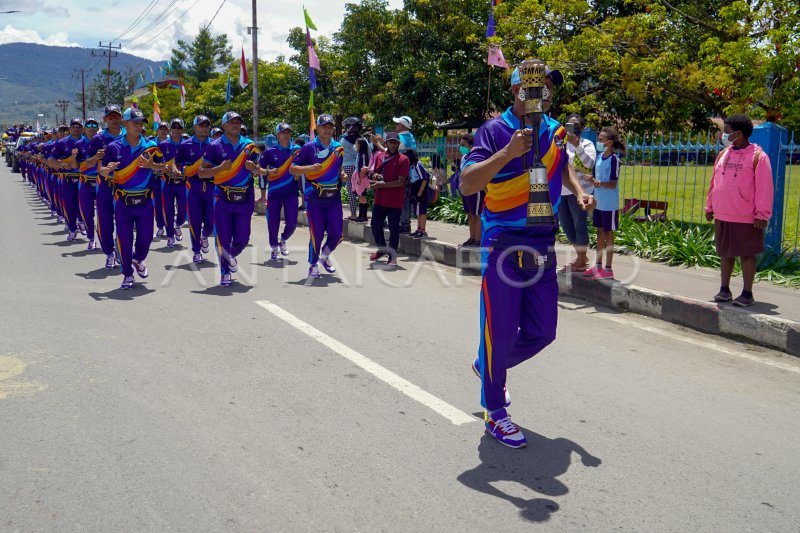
left=89, top=104, right=126, bottom=269
left=151, top=122, right=170, bottom=238
left=51, top=118, right=85, bottom=241
left=44, top=126, right=66, bottom=224
left=254, top=122, right=301, bottom=261
left=210, top=127, right=223, bottom=141
left=175, top=115, right=214, bottom=264
left=367, top=131, right=410, bottom=266
left=392, top=116, right=417, bottom=234
left=75, top=117, right=101, bottom=250
left=199, top=111, right=259, bottom=287
left=459, top=63, right=592, bottom=449
left=340, top=117, right=369, bottom=221
left=290, top=113, right=346, bottom=279
left=99, top=107, right=164, bottom=290
left=159, top=118, right=188, bottom=248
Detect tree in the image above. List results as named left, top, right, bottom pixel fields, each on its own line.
left=87, top=69, right=135, bottom=108
left=170, top=27, right=234, bottom=84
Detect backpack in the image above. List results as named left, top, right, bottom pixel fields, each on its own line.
left=415, top=161, right=439, bottom=205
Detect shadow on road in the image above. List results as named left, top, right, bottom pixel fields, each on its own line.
left=89, top=285, right=156, bottom=300
left=190, top=283, right=253, bottom=296
left=287, top=275, right=345, bottom=287
left=457, top=421, right=601, bottom=523
left=75, top=268, right=119, bottom=280
left=261, top=259, right=300, bottom=269
left=164, top=261, right=218, bottom=272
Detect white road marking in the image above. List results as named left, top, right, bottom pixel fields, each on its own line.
left=255, top=300, right=476, bottom=425
left=558, top=301, right=800, bottom=375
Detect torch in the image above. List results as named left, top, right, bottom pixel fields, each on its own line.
left=518, top=59, right=555, bottom=226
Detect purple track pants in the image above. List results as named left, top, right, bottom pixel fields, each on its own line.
left=114, top=194, right=154, bottom=278
left=305, top=195, right=343, bottom=265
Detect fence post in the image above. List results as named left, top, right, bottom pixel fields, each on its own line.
left=751, top=121, right=788, bottom=251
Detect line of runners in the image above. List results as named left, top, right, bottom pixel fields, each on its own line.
left=16, top=106, right=346, bottom=289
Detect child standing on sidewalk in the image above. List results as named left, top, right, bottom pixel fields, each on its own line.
left=585, top=127, right=625, bottom=280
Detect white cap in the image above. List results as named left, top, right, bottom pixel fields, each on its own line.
left=392, top=116, right=413, bottom=129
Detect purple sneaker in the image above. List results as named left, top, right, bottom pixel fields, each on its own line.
left=279, top=239, right=289, bottom=256
left=308, top=264, right=321, bottom=279
left=132, top=259, right=149, bottom=279
left=321, top=257, right=336, bottom=273
left=120, top=276, right=135, bottom=290
left=155, top=227, right=166, bottom=238
left=105, top=254, right=116, bottom=269
left=200, top=237, right=210, bottom=254
left=270, top=248, right=280, bottom=261
left=192, top=252, right=203, bottom=264
left=66, top=231, right=77, bottom=241
left=229, top=256, right=238, bottom=273
left=166, top=236, right=175, bottom=248
left=485, top=409, right=527, bottom=449
left=174, top=225, right=183, bottom=241
left=220, top=273, right=232, bottom=286
left=87, top=240, right=96, bottom=251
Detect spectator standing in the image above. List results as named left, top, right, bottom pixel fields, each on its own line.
left=405, top=149, right=430, bottom=238
left=352, top=137, right=371, bottom=222
left=368, top=132, right=409, bottom=266
left=705, top=114, right=774, bottom=307
left=559, top=114, right=596, bottom=272
left=394, top=116, right=416, bottom=233
left=458, top=133, right=482, bottom=247
left=585, top=126, right=625, bottom=280
left=341, top=117, right=368, bottom=221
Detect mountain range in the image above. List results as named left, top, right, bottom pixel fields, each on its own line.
left=0, top=43, right=164, bottom=127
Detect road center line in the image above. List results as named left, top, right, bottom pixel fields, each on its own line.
left=255, top=300, right=476, bottom=425
left=558, top=302, right=800, bottom=375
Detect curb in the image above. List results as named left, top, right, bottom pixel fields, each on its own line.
left=285, top=209, right=800, bottom=357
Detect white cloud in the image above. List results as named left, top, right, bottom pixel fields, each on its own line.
left=0, top=24, right=80, bottom=47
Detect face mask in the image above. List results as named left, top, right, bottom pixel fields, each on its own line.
left=596, top=141, right=608, bottom=153
left=721, top=132, right=733, bottom=147
left=459, top=146, right=469, bottom=156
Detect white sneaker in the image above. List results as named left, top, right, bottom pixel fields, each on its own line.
left=279, top=239, right=289, bottom=256
left=200, top=237, right=210, bottom=254
left=229, top=256, right=238, bottom=273
left=174, top=225, right=183, bottom=241
left=308, top=264, right=321, bottom=278
left=485, top=409, right=527, bottom=449
left=132, top=259, right=149, bottom=279
left=87, top=240, right=96, bottom=250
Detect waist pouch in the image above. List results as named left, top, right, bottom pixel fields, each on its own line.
left=221, top=185, right=249, bottom=203
left=166, top=177, right=185, bottom=185
left=82, top=177, right=97, bottom=186
left=117, top=188, right=151, bottom=208
left=492, top=232, right=557, bottom=272
left=312, top=182, right=339, bottom=199
left=63, top=173, right=81, bottom=184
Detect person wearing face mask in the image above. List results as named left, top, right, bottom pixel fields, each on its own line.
left=460, top=64, right=593, bottom=449
left=367, top=131, right=410, bottom=266
left=458, top=133, right=482, bottom=247
left=558, top=114, right=596, bottom=272
left=584, top=126, right=625, bottom=280
left=705, top=114, right=774, bottom=307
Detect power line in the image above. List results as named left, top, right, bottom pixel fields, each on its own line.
left=92, top=42, right=122, bottom=105
left=126, top=0, right=203, bottom=51
left=110, top=0, right=160, bottom=42
left=55, top=100, right=70, bottom=125
left=120, top=0, right=182, bottom=45
left=204, top=0, right=228, bottom=31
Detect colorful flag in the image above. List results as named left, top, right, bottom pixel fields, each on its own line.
left=152, top=84, right=161, bottom=130
left=306, top=29, right=320, bottom=71
left=309, top=65, right=317, bottom=91
left=486, top=0, right=496, bottom=37
left=132, top=95, right=139, bottom=109
left=309, top=108, right=316, bottom=140
left=239, top=46, right=248, bottom=88
left=308, top=90, right=314, bottom=111
left=226, top=74, right=231, bottom=103
left=303, top=6, right=317, bottom=31
left=179, top=81, right=186, bottom=109
left=487, top=45, right=509, bottom=68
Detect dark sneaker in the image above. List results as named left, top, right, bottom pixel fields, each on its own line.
left=200, top=237, right=210, bottom=254
left=484, top=409, right=527, bottom=449
left=321, top=257, right=336, bottom=273
left=120, top=276, right=134, bottom=290
left=155, top=227, right=166, bottom=238
left=132, top=259, right=149, bottom=279
left=369, top=252, right=385, bottom=262
left=105, top=254, right=116, bottom=269
left=732, top=294, right=755, bottom=307
left=279, top=239, right=289, bottom=256
left=713, top=290, right=733, bottom=303
left=192, top=253, right=203, bottom=264
left=270, top=248, right=280, bottom=261
left=471, top=359, right=511, bottom=407
left=166, top=236, right=175, bottom=248
left=412, top=230, right=428, bottom=239
left=174, top=225, right=183, bottom=241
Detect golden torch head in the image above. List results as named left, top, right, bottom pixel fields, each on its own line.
left=518, top=59, right=547, bottom=115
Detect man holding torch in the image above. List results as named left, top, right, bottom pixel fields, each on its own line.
left=460, top=62, right=594, bottom=448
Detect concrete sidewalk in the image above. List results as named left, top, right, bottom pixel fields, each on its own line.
left=284, top=206, right=799, bottom=357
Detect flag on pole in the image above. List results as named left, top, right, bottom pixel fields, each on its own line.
left=309, top=108, right=316, bottom=141
left=179, top=80, right=186, bottom=109
left=226, top=74, right=231, bottom=103
left=303, top=6, right=317, bottom=31
left=152, top=84, right=161, bottom=131
left=239, top=46, right=249, bottom=88
left=486, top=1, right=508, bottom=68
left=306, top=29, right=320, bottom=71
left=131, top=95, right=139, bottom=109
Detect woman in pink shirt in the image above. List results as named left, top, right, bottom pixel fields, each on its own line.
left=705, top=114, right=774, bottom=307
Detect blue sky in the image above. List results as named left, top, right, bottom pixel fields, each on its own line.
left=0, top=0, right=405, bottom=61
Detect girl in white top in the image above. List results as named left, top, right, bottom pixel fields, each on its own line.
left=558, top=114, right=596, bottom=271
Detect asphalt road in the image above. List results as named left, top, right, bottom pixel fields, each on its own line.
left=1, top=165, right=799, bottom=532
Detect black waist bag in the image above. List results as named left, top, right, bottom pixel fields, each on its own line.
left=119, top=189, right=151, bottom=208
left=493, top=231, right=557, bottom=272
left=222, top=186, right=248, bottom=203
left=313, top=183, right=339, bottom=199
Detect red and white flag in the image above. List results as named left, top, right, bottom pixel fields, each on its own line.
left=179, top=81, right=186, bottom=108
left=239, top=46, right=249, bottom=88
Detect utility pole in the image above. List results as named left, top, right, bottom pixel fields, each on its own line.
left=55, top=100, right=69, bottom=125
left=74, top=67, right=89, bottom=122
left=247, top=0, right=259, bottom=140
left=92, top=41, right=122, bottom=105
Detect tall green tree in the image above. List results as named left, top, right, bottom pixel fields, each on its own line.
left=87, top=69, right=136, bottom=109
left=170, top=27, right=234, bottom=84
